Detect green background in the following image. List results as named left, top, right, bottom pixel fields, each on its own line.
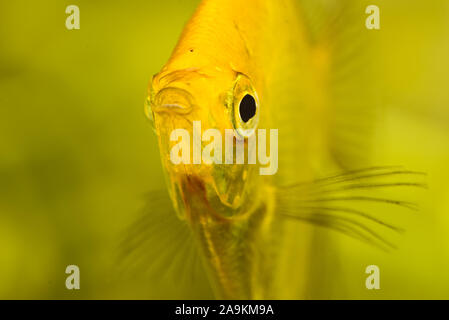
left=0, top=0, right=449, bottom=299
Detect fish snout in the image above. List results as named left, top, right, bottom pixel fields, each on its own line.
left=151, top=87, right=194, bottom=115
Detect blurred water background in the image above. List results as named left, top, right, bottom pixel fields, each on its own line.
left=0, top=0, right=448, bottom=299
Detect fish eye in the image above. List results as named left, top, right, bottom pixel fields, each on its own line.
left=239, top=94, right=257, bottom=123
left=229, top=74, right=260, bottom=138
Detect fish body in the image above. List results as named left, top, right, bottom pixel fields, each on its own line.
left=146, top=0, right=417, bottom=299
left=148, top=0, right=318, bottom=299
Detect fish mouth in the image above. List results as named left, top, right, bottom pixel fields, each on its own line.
left=165, top=170, right=250, bottom=223
left=166, top=174, right=215, bottom=222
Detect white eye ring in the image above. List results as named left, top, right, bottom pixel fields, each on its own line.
left=234, top=92, right=259, bottom=138
left=230, top=74, right=260, bottom=138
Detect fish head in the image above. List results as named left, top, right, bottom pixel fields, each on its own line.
left=147, top=66, right=264, bottom=221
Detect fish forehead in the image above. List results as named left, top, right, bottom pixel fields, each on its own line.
left=154, top=65, right=235, bottom=90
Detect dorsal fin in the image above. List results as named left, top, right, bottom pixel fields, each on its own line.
left=266, top=0, right=382, bottom=186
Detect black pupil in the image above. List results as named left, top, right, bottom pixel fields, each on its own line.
left=239, top=94, right=257, bottom=123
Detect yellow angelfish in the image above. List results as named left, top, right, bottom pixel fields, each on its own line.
left=140, top=0, right=425, bottom=299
